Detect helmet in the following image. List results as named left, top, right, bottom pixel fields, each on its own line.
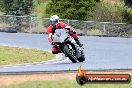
left=50, top=15, right=59, bottom=22
left=50, top=15, right=59, bottom=26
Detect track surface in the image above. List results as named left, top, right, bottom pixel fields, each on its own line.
left=0, top=32, right=132, bottom=72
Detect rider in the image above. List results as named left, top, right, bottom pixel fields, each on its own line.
left=47, top=15, right=83, bottom=54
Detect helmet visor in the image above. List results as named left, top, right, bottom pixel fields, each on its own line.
left=51, top=21, right=58, bottom=26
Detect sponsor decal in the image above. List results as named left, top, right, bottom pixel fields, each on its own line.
left=76, top=66, right=131, bottom=85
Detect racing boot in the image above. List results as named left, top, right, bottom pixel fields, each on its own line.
left=74, top=38, right=83, bottom=47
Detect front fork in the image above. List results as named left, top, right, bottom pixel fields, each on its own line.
left=66, top=36, right=82, bottom=58
left=56, top=36, right=82, bottom=58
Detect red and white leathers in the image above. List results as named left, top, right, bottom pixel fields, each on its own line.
left=47, top=22, right=78, bottom=54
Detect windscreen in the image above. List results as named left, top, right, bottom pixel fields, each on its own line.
left=53, top=29, right=68, bottom=43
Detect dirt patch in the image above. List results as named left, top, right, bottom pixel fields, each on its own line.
left=0, top=71, right=132, bottom=86
left=0, top=73, right=75, bottom=86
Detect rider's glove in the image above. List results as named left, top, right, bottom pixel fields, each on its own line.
left=69, top=29, right=76, bottom=34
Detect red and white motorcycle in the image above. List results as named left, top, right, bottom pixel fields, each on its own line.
left=52, top=29, right=85, bottom=63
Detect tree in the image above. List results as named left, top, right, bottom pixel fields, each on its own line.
left=0, top=0, right=34, bottom=32
left=90, top=2, right=125, bottom=23
left=0, top=0, right=34, bottom=15
left=124, top=0, right=132, bottom=7
left=123, top=0, right=132, bottom=23
left=44, top=0, right=100, bottom=20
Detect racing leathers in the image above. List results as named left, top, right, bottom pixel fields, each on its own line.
left=47, top=22, right=82, bottom=54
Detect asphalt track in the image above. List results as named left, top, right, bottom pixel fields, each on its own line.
left=0, top=32, right=132, bottom=72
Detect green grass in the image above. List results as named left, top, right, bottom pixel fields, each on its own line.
left=0, top=80, right=131, bottom=88
left=0, top=46, right=54, bottom=66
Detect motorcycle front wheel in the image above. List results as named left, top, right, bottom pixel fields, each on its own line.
left=77, top=51, right=85, bottom=62
left=62, top=45, right=77, bottom=63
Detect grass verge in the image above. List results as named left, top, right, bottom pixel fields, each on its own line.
left=0, top=80, right=131, bottom=88
left=0, top=46, right=54, bottom=66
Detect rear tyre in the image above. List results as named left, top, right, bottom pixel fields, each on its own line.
left=63, top=45, right=77, bottom=63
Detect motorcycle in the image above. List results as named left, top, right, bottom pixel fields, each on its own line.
left=52, top=29, right=85, bottom=63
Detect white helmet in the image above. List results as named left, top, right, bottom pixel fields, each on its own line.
left=50, top=15, right=59, bottom=22
left=50, top=15, right=59, bottom=26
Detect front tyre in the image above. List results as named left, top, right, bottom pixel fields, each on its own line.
left=77, top=51, right=85, bottom=62
left=62, top=45, right=77, bottom=63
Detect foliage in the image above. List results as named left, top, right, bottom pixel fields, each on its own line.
left=44, top=0, right=100, bottom=20
left=123, top=8, right=132, bottom=23
left=123, top=0, right=132, bottom=23
left=33, top=0, right=50, bottom=17
left=0, top=0, right=34, bottom=15
left=124, top=0, right=132, bottom=7
left=90, top=2, right=126, bottom=23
